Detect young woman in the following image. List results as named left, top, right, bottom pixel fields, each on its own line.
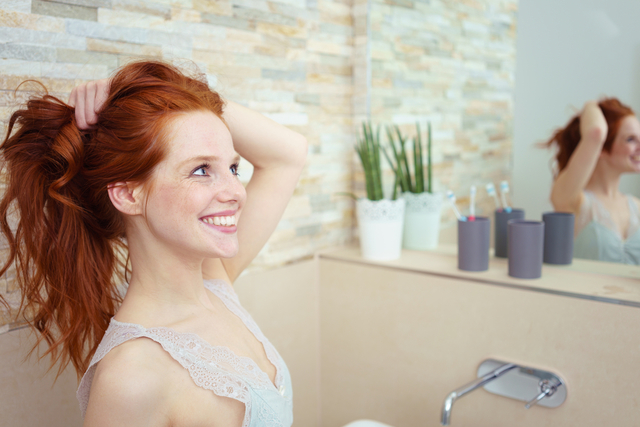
left=547, top=98, right=640, bottom=264
left=0, top=61, right=307, bottom=426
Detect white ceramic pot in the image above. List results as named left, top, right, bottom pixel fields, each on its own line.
left=402, top=192, right=443, bottom=250
left=356, top=198, right=405, bottom=261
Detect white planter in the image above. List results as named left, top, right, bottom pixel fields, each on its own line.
left=356, top=198, right=405, bottom=261
left=402, top=192, right=443, bottom=250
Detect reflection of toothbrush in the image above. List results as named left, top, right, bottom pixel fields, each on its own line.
left=446, top=190, right=467, bottom=221
left=486, top=183, right=502, bottom=211
left=469, top=185, right=476, bottom=221
left=500, top=181, right=512, bottom=213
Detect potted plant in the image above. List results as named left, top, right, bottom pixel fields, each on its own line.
left=383, top=122, right=443, bottom=250
left=354, top=122, right=405, bottom=261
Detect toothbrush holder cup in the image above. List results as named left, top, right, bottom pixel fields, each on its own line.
left=494, top=208, right=525, bottom=258
left=508, top=219, right=544, bottom=279
left=458, top=217, right=490, bottom=272
left=542, top=212, right=574, bottom=265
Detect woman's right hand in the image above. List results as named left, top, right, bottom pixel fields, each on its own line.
left=579, top=100, right=608, bottom=144
left=68, top=78, right=110, bottom=129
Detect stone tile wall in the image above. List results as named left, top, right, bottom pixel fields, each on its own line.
left=361, top=0, right=517, bottom=223
left=0, top=0, right=517, bottom=324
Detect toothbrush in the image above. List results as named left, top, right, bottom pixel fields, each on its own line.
left=446, top=190, right=467, bottom=222
left=486, top=183, right=502, bottom=212
left=469, top=185, right=476, bottom=221
left=500, top=180, right=512, bottom=213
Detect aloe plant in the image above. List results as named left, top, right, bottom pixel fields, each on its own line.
left=382, top=122, right=433, bottom=198
left=354, top=121, right=385, bottom=201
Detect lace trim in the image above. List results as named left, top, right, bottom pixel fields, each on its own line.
left=578, top=191, right=640, bottom=240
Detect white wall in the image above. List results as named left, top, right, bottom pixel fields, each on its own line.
left=512, top=0, right=640, bottom=220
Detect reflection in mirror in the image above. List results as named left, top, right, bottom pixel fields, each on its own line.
left=512, top=0, right=640, bottom=268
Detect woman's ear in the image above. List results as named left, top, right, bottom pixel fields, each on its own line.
left=107, top=182, right=145, bottom=216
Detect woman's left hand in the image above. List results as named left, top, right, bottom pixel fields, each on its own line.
left=68, top=78, right=110, bottom=129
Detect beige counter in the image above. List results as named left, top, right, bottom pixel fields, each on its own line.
left=320, top=245, right=640, bottom=307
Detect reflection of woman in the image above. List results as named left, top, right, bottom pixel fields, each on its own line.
left=0, top=61, right=307, bottom=425
left=547, top=98, right=640, bottom=264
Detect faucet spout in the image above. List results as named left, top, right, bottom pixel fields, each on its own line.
left=441, top=363, right=518, bottom=425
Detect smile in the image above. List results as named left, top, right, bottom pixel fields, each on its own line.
left=201, top=215, right=236, bottom=226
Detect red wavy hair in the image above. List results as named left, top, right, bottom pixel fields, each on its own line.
left=0, top=61, right=225, bottom=378
left=545, top=97, right=635, bottom=174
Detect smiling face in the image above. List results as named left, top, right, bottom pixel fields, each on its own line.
left=140, top=110, right=246, bottom=261
left=602, top=115, right=640, bottom=173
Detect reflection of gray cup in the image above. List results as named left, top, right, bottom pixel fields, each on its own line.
left=542, top=212, right=574, bottom=265
left=508, top=220, right=544, bottom=279
left=458, top=217, right=490, bottom=272
left=494, top=209, right=525, bottom=258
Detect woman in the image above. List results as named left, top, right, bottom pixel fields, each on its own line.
left=547, top=98, right=640, bottom=264
left=0, top=61, right=307, bottom=426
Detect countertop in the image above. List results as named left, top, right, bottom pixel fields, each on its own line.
left=319, top=245, right=640, bottom=308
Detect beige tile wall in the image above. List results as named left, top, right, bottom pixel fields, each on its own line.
left=0, top=327, right=82, bottom=427
left=319, top=258, right=640, bottom=427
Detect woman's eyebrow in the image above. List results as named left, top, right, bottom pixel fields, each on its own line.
left=179, top=154, right=241, bottom=167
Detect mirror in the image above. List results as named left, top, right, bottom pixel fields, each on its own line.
left=365, top=0, right=640, bottom=274
left=512, top=0, right=640, bottom=271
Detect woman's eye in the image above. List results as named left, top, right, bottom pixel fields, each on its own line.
left=230, top=163, right=240, bottom=177
left=193, top=165, right=208, bottom=176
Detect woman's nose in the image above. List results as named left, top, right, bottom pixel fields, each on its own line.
left=218, top=174, right=246, bottom=204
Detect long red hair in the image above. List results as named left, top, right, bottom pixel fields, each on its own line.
left=545, top=97, right=635, bottom=174
left=0, top=61, right=225, bottom=378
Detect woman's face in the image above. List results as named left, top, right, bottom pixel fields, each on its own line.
left=604, top=115, right=640, bottom=173
left=141, top=110, right=246, bottom=260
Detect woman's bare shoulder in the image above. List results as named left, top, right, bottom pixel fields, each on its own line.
left=84, top=338, right=175, bottom=426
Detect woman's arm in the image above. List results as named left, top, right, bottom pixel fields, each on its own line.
left=203, top=101, right=308, bottom=282
left=550, top=101, right=608, bottom=213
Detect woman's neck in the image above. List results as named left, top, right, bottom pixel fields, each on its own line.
left=116, top=237, right=217, bottom=324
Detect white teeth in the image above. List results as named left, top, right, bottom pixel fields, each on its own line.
left=203, top=216, right=236, bottom=226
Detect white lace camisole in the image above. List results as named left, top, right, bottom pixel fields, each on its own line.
left=76, top=279, right=293, bottom=427
left=574, top=190, right=640, bottom=264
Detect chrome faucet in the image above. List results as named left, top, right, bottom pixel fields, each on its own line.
left=441, top=362, right=518, bottom=426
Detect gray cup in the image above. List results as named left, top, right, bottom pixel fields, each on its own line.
left=508, top=220, right=544, bottom=279
left=458, top=217, right=490, bottom=272
left=542, top=212, right=575, bottom=265
left=494, top=208, right=525, bottom=258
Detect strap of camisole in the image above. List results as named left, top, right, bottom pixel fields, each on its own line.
left=625, top=194, right=640, bottom=238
